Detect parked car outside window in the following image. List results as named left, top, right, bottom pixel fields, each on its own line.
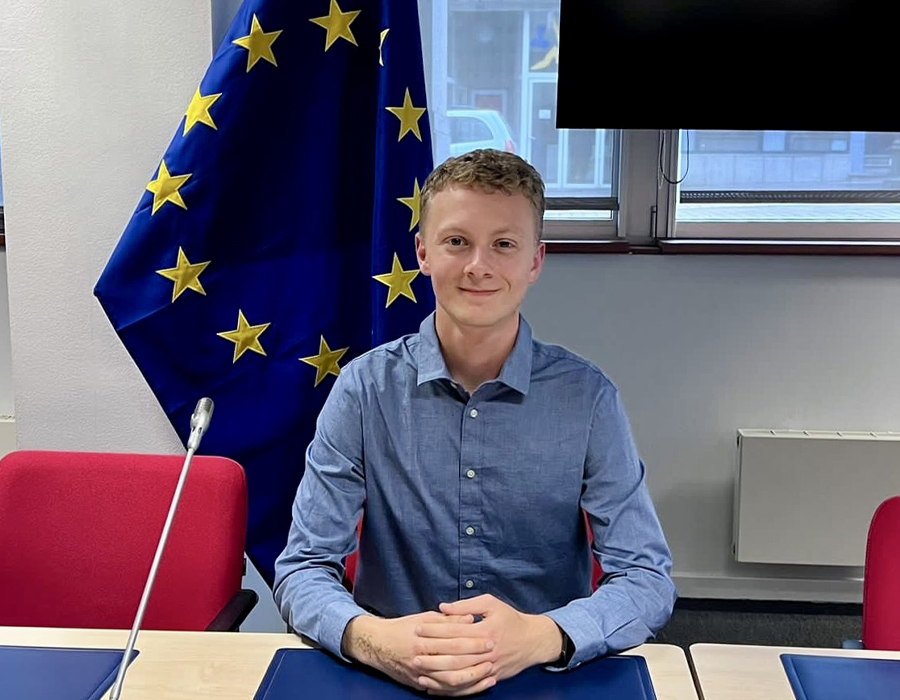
left=447, top=109, right=516, bottom=157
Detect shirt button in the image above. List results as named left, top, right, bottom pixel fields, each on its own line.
left=469, top=408, right=478, bottom=418
left=465, top=526, right=475, bottom=536
left=466, top=469, right=476, bottom=479
left=465, top=579, right=474, bottom=589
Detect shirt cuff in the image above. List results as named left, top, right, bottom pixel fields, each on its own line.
left=544, top=603, right=637, bottom=669
left=317, top=599, right=371, bottom=662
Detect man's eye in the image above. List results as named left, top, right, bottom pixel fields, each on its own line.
left=497, top=240, right=514, bottom=248
left=449, top=237, right=464, bottom=246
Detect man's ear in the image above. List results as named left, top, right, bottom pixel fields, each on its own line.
left=415, top=232, right=431, bottom=276
left=528, top=241, right=546, bottom=284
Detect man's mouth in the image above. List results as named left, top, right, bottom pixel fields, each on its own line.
left=460, top=288, right=499, bottom=295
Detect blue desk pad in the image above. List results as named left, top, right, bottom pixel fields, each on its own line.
left=254, top=649, right=657, bottom=700
left=781, top=653, right=900, bottom=700
left=0, top=645, right=139, bottom=700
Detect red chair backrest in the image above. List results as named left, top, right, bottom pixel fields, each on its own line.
left=586, top=511, right=604, bottom=590
left=343, top=511, right=603, bottom=592
left=343, top=517, right=363, bottom=591
left=862, top=495, right=900, bottom=650
left=0, top=450, right=248, bottom=631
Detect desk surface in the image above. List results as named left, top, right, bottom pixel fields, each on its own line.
left=0, top=627, right=697, bottom=700
left=690, top=643, right=900, bottom=700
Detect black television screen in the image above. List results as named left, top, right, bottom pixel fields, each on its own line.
left=556, top=0, right=900, bottom=132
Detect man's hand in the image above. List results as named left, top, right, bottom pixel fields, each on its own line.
left=415, top=595, right=563, bottom=691
left=342, top=612, right=497, bottom=695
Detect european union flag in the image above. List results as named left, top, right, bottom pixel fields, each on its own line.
left=94, top=0, right=434, bottom=584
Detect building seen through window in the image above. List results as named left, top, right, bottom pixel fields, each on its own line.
left=677, top=130, right=900, bottom=227
left=681, top=130, right=900, bottom=193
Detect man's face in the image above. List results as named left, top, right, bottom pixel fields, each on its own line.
left=416, top=186, right=545, bottom=332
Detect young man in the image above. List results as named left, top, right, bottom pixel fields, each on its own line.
left=274, top=149, right=675, bottom=696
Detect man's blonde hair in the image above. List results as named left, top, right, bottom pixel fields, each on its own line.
left=420, top=149, right=545, bottom=243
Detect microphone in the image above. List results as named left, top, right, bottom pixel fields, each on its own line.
left=187, top=397, right=214, bottom=452
left=109, top=397, right=215, bottom=700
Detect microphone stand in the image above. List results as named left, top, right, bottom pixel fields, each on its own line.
left=109, top=399, right=212, bottom=700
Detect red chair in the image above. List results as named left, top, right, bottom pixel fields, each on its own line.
left=0, top=450, right=257, bottom=631
left=343, top=511, right=603, bottom=592
left=861, top=495, right=900, bottom=650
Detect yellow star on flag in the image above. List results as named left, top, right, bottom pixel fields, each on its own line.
left=183, top=88, right=222, bottom=136
left=299, top=336, right=349, bottom=387
left=146, top=160, right=191, bottom=215
left=373, top=253, right=419, bottom=307
left=217, top=310, right=271, bottom=363
left=310, top=0, right=360, bottom=52
left=397, top=178, right=421, bottom=231
left=232, top=14, right=282, bottom=72
left=379, top=28, right=389, bottom=66
left=386, top=88, right=426, bottom=142
left=156, top=247, right=210, bottom=302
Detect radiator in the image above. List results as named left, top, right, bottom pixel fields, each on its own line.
left=734, top=429, right=900, bottom=567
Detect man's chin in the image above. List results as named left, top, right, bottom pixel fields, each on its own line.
left=446, top=308, right=513, bottom=331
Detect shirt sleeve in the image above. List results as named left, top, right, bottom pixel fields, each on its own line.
left=273, top=363, right=370, bottom=661
left=543, top=381, right=677, bottom=669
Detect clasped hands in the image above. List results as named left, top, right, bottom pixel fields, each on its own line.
left=342, top=594, right=563, bottom=696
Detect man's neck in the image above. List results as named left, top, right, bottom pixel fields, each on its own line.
left=435, top=312, right=520, bottom=395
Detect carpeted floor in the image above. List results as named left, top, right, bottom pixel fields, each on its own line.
left=650, top=598, right=862, bottom=650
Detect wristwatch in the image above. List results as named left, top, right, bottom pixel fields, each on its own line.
left=556, top=629, right=574, bottom=667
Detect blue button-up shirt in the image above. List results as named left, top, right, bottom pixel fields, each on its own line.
left=274, top=313, right=675, bottom=668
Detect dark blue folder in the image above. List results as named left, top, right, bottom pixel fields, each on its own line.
left=0, top=645, right=139, bottom=700
left=254, top=649, right=657, bottom=700
left=781, top=653, right=900, bottom=700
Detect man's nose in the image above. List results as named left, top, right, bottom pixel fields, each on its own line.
left=464, top=246, right=492, bottom=277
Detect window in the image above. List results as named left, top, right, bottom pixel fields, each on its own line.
left=419, top=3, right=900, bottom=249
left=419, top=1, right=617, bottom=239
left=676, top=130, right=900, bottom=240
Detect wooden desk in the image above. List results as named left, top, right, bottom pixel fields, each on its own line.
left=0, top=627, right=697, bottom=700
left=690, top=643, right=900, bottom=700
left=0, top=626, right=310, bottom=699
left=621, top=644, right=699, bottom=700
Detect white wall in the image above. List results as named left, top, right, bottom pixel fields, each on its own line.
left=1, top=1, right=898, bottom=640
left=523, top=254, right=900, bottom=601
left=0, top=252, right=15, bottom=458
left=0, top=0, right=284, bottom=632
left=0, top=252, right=14, bottom=418
left=0, top=1, right=207, bottom=452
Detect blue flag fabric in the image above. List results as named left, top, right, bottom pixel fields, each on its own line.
left=94, top=0, right=434, bottom=584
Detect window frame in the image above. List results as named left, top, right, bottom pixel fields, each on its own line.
left=546, top=130, right=900, bottom=255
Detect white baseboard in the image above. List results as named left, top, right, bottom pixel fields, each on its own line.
left=0, top=417, right=15, bottom=460
left=673, top=573, right=863, bottom=603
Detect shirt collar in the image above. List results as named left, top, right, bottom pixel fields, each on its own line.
left=416, top=313, right=452, bottom=385
left=496, top=317, right=533, bottom=395
left=416, top=312, right=533, bottom=395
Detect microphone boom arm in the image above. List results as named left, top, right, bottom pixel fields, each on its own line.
left=109, top=398, right=214, bottom=700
